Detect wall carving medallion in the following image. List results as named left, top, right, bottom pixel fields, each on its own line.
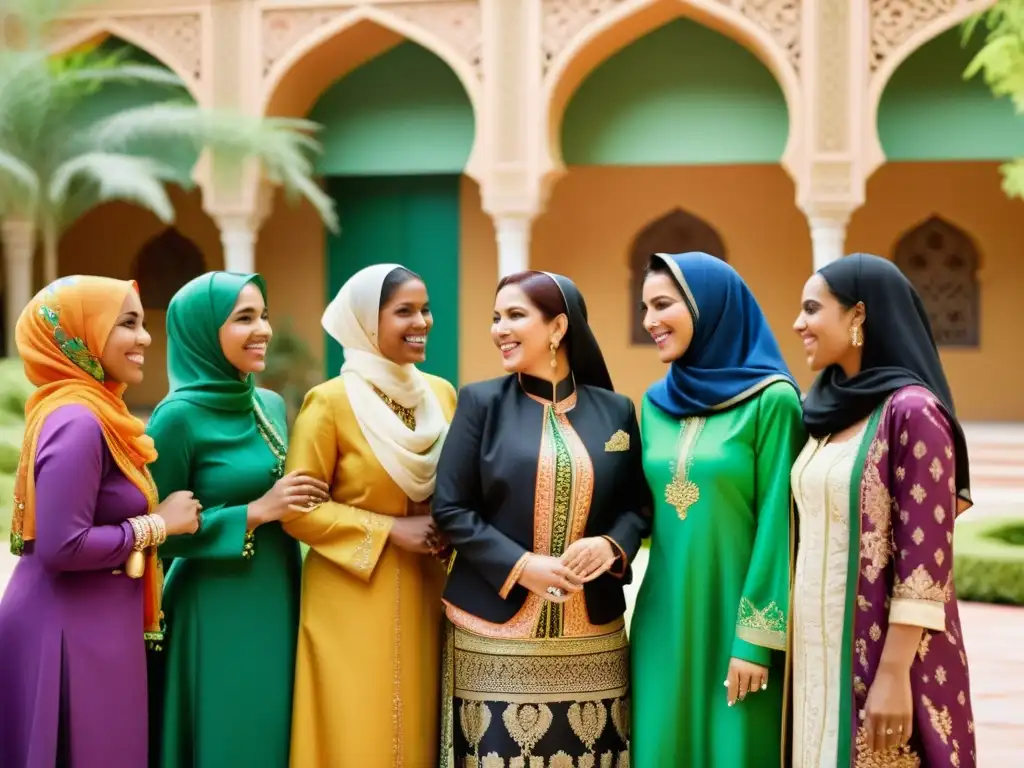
left=628, top=208, right=727, bottom=345
left=261, top=2, right=482, bottom=80
left=894, top=215, right=981, bottom=348
left=869, top=0, right=987, bottom=73
left=541, top=0, right=802, bottom=77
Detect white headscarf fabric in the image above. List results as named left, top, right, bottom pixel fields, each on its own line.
left=321, top=264, right=448, bottom=502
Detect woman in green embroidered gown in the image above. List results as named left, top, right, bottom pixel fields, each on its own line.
left=630, top=253, right=805, bottom=767
left=146, top=272, right=330, bottom=767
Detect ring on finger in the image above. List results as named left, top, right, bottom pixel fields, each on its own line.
left=546, top=586, right=563, bottom=597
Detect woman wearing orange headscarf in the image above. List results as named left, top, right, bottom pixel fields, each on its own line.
left=0, top=276, right=200, bottom=768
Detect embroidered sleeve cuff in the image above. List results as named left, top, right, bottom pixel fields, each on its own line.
left=889, top=598, right=946, bottom=632
left=735, top=597, right=787, bottom=651
left=601, top=535, right=628, bottom=578
left=735, top=625, right=787, bottom=651
left=499, top=553, right=532, bottom=599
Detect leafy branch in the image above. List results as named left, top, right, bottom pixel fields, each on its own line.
left=964, top=0, right=1024, bottom=199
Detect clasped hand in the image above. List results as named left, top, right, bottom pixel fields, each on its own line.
left=517, top=537, right=618, bottom=603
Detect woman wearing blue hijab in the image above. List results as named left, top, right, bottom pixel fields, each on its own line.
left=628, top=252, right=805, bottom=767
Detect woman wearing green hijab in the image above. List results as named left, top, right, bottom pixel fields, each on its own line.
left=146, top=272, right=329, bottom=767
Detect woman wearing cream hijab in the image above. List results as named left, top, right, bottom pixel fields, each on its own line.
left=283, top=264, right=457, bottom=766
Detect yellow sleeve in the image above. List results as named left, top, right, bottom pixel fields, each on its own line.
left=281, top=386, right=394, bottom=582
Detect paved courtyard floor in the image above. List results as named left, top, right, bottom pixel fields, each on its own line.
left=1, top=544, right=1021, bottom=762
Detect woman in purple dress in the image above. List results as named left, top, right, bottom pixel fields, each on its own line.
left=0, top=276, right=200, bottom=768
left=792, top=254, right=976, bottom=767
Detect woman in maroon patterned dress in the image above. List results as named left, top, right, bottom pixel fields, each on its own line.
left=791, top=253, right=976, bottom=767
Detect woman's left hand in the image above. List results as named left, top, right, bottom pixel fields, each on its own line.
left=560, top=537, right=617, bottom=582
left=725, top=657, right=769, bottom=706
left=863, top=664, right=914, bottom=752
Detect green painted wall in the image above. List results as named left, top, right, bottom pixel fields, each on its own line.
left=68, top=39, right=198, bottom=185
left=879, top=28, right=1024, bottom=161
left=324, top=175, right=461, bottom=386
left=310, top=42, right=475, bottom=176
left=562, top=19, right=789, bottom=166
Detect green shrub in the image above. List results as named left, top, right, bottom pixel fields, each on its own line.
left=0, top=358, right=32, bottom=421
left=953, top=518, right=1024, bottom=606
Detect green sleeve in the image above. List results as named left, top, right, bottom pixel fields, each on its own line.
left=147, top=400, right=249, bottom=560
left=730, top=383, right=806, bottom=666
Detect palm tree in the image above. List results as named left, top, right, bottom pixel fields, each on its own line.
left=0, top=0, right=337, bottom=289
left=964, top=0, right=1024, bottom=199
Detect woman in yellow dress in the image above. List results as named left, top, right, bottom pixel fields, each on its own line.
left=283, top=263, right=457, bottom=766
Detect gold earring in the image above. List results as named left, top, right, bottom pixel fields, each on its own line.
left=549, top=339, right=559, bottom=368
left=850, top=325, right=863, bottom=348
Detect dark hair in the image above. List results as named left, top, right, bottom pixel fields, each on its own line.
left=496, top=270, right=568, bottom=322
left=379, top=267, right=422, bottom=307
left=644, top=255, right=672, bottom=281
left=820, top=274, right=859, bottom=311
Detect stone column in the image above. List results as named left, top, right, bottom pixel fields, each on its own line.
left=215, top=213, right=259, bottom=274
left=808, top=212, right=849, bottom=272
left=796, top=0, right=870, bottom=273
left=2, top=218, right=35, bottom=356
left=494, top=213, right=533, bottom=276
left=479, top=0, right=548, bottom=278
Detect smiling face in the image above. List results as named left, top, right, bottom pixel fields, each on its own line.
left=492, top=284, right=567, bottom=376
left=793, top=273, right=865, bottom=373
left=377, top=277, right=432, bottom=365
left=99, top=288, right=151, bottom=386
left=641, top=269, right=696, bottom=363
left=218, top=282, right=272, bottom=375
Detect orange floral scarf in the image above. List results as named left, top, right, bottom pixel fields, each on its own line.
left=10, top=276, right=163, bottom=644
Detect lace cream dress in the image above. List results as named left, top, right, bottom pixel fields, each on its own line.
left=790, top=431, right=862, bottom=768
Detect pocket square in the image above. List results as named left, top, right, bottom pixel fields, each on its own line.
left=604, top=430, right=630, bottom=452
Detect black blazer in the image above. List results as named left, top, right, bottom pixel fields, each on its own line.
left=433, top=374, right=651, bottom=626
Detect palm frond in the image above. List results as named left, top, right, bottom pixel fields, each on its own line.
left=0, top=148, right=40, bottom=215
left=62, top=64, right=187, bottom=90
left=51, top=152, right=178, bottom=227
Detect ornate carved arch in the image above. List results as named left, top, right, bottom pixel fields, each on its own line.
left=132, top=228, right=206, bottom=310
left=894, top=215, right=981, bottom=348
left=629, top=208, right=726, bottom=344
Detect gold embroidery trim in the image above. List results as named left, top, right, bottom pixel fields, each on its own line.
left=453, top=627, right=629, bottom=703
left=351, top=509, right=391, bottom=574
left=372, top=384, right=416, bottom=430
left=735, top=597, right=787, bottom=650
left=500, top=553, right=532, bottom=599
left=666, top=416, right=705, bottom=520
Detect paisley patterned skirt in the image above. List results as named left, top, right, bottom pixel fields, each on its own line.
left=442, top=624, right=631, bottom=768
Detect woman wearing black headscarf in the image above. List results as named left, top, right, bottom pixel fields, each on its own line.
left=791, top=253, right=976, bottom=767
left=433, top=271, right=650, bottom=767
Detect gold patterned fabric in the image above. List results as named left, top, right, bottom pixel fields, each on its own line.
left=445, top=400, right=632, bottom=766
left=453, top=627, right=630, bottom=767
left=282, top=374, right=457, bottom=768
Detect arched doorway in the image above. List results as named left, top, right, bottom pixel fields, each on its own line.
left=260, top=20, right=477, bottom=387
